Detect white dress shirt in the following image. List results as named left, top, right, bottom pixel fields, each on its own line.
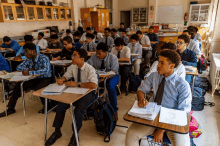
left=111, top=46, right=130, bottom=59
left=80, top=32, right=95, bottom=43
left=96, top=33, right=103, bottom=40
left=139, top=35, right=152, bottom=50
left=33, top=39, right=48, bottom=50
left=187, top=39, right=201, bottom=55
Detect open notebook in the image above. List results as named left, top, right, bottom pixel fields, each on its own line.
left=0, top=72, right=31, bottom=81
left=41, top=84, right=67, bottom=95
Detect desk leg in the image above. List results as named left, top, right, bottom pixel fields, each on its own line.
left=52, top=65, right=55, bottom=83
left=9, top=60, right=12, bottom=72
left=70, top=103, right=79, bottom=146
left=2, top=79, right=7, bottom=116
left=192, top=75, right=196, bottom=96
left=44, top=98, right=48, bottom=141
left=20, top=81, right=27, bottom=124
left=104, top=77, right=107, bottom=102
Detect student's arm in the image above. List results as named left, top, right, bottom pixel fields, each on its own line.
left=154, top=34, right=159, bottom=44
left=136, top=45, right=142, bottom=59
left=193, top=42, right=201, bottom=55
left=177, top=64, right=186, bottom=79
left=110, top=55, right=119, bottom=72
left=29, top=57, right=51, bottom=76
left=53, top=49, right=64, bottom=60
left=10, top=41, right=20, bottom=53
left=79, top=33, right=85, bottom=44
left=16, top=59, right=31, bottom=72
left=86, top=54, right=95, bottom=66
left=182, top=52, right=197, bottom=67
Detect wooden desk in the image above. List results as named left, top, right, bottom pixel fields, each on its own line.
left=186, top=69, right=198, bottom=96
left=6, top=57, right=25, bottom=71
left=124, top=111, right=191, bottom=134
left=40, top=50, right=59, bottom=54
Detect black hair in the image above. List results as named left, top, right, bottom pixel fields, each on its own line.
left=183, top=30, right=194, bottom=39
left=104, top=28, right=111, bottom=32
left=97, top=42, right=108, bottom=52
left=86, top=27, right=91, bottom=31
left=187, top=26, right=194, bottom=30
left=75, top=48, right=88, bottom=61
left=120, top=22, right=125, bottom=25
left=66, top=29, right=71, bottom=33
left=161, top=42, right=176, bottom=51
left=63, top=36, right=72, bottom=44
left=86, top=33, right=95, bottom=39
left=121, top=30, right=126, bottom=33
left=23, top=43, right=36, bottom=51
left=51, top=30, right=56, bottom=33
left=3, top=36, right=11, bottom=42
left=38, top=32, right=44, bottom=37
left=114, top=38, right=125, bottom=46
left=111, top=28, right=117, bottom=32
left=136, top=30, right=143, bottom=35
left=77, top=27, right=84, bottom=34
left=73, top=31, right=80, bottom=37
left=50, top=34, right=58, bottom=39
left=149, top=26, right=155, bottom=30
left=130, top=34, right=139, bottom=41
left=194, top=27, right=198, bottom=32
left=160, top=50, right=181, bottom=68
left=24, top=35, right=33, bottom=42
left=93, top=31, right=97, bottom=35
left=178, top=34, right=190, bottom=44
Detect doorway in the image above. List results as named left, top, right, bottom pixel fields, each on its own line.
left=120, top=11, right=131, bottom=28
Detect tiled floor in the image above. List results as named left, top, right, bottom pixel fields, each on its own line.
left=0, top=84, right=220, bottom=146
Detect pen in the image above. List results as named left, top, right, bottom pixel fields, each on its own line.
left=58, top=73, right=61, bottom=79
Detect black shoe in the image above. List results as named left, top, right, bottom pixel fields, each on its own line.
left=0, top=109, right=16, bottom=117
left=38, top=106, right=45, bottom=114
left=68, top=136, right=79, bottom=146
left=45, top=131, right=62, bottom=146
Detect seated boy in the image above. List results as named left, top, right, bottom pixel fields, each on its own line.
left=146, top=42, right=185, bottom=80
left=127, top=34, right=142, bottom=75
left=0, top=36, right=20, bottom=55
left=0, top=43, right=53, bottom=117
left=81, top=33, right=97, bottom=52
left=0, top=53, right=11, bottom=73
left=121, top=30, right=129, bottom=46
left=118, top=22, right=126, bottom=32
left=79, top=27, right=94, bottom=44
left=33, top=32, right=48, bottom=50
left=49, top=30, right=61, bottom=43
left=93, top=31, right=103, bottom=40
left=46, top=34, right=63, bottom=52
left=99, top=28, right=114, bottom=52
left=111, top=38, right=131, bottom=91
left=176, top=34, right=197, bottom=83
left=61, top=29, right=74, bottom=42
left=45, top=49, right=98, bottom=146
left=73, top=31, right=82, bottom=49
left=147, top=26, right=159, bottom=59
left=136, top=31, right=152, bottom=68
left=125, top=50, right=191, bottom=146
left=87, top=42, right=119, bottom=117
left=111, top=28, right=120, bottom=40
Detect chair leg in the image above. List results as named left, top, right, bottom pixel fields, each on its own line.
left=116, top=85, right=122, bottom=99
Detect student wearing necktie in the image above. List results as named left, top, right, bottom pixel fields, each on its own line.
left=81, top=33, right=97, bottom=52
left=111, top=38, right=131, bottom=92
left=121, top=30, right=129, bottom=46
left=33, top=32, right=48, bottom=50
left=125, top=50, right=191, bottom=146
left=45, top=49, right=98, bottom=146
left=99, top=28, right=114, bottom=52
left=111, top=28, right=120, bottom=40
left=87, top=42, right=120, bottom=118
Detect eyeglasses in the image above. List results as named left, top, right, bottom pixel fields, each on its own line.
left=176, top=42, right=185, bottom=45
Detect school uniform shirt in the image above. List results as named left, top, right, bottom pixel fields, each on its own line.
left=0, top=39, right=20, bottom=54
left=121, top=35, right=129, bottom=46
left=194, top=33, right=202, bottom=42
left=81, top=41, right=97, bottom=52
left=177, top=49, right=197, bottom=67
left=16, top=53, right=52, bottom=78
left=147, top=32, right=159, bottom=44
left=127, top=42, right=142, bottom=61
left=87, top=52, right=119, bottom=73
left=16, top=44, right=40, bottom=59
left=99, top=36, right=114, bottom=52
left=145, top=61, right=186, bottom=79
left=139, top=72, right=192, bottom=113
left=0, top=53, right=10, bottom=72
left=79, top=32, right=95, bottom=43
left=47, top=41, right=63, bottom=49
left=139, top=35, right=151, bottom=50
left=111, top=34, right=120, bottom=40
left=58, top=46, right=75, bottom=60
left=187, top=39, right=201, bottom=55
left=33, top=38, right=48, bottom=50
left=96, top=33, right=103, bottom=40
left=61, top=33, right=74, bottom=42
left=111, top=46, right=130, bottom=59
left=63, top=62, right=98, bottom=84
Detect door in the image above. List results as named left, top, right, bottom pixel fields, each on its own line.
left=91, top=12, right=98, bottom=30
left=120, top=11, right=130, bottom=28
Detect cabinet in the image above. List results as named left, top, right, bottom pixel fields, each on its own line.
left=132, top=7, right=148, bottom=24
left=26, top=5, right=36, bottom=21
left=45, top=6, right=53, bottom=21
left=52, top=7, right=60, bottom=20
left=189, top=4, right=210, bottom=23
left=35, top=6, right=45, bottom=21
left=0, top=3, right=16, bottom=22
left=14, top=4, right=26, bottom=22
left=60, top=8, right=66, bottom=20
left=66, top=8, right=72, bottom=20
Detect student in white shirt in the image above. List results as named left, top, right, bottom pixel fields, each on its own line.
left=33, top=32, right=47, bottom=50
left=111, top=38, right=131, bottom=91
left=93, top=31, right=103, bottom=40
left=121, top=30, right=129, bottom=46
left=111, top=28, right=120, bottom=40
left=81, top=33, right=97, bottom=52
left=79, top=27, right=94, bottom=44
left=145, top=42, right=186, bottom=79
left=61, top=29, right=74, bottom=42
left=99, top=28, right=114, bottom=52
left=136, top=31, right=152, bottom=68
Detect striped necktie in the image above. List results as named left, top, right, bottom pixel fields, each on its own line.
left=117, top=50, right=121, bottom=58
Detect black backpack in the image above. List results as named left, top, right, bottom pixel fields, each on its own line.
left=191, top=87, right=206, bottom=111
left=191, top=76, right=211, bottom=91
left=94, top=97, right=116, bottom=142
left=128, top=72, right=142, bottom=92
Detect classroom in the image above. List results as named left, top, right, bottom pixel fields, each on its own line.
left=0, top=0, right=220, bottom=145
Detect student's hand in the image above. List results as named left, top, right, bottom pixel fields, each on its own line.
left=14, top=56, right=22, bottom=61
left=0, top=48, right=5, bottom=50
left=65, top=81, right=78, bottom=87
left=45, top=48, right=50, bottom=52
left=52, top=58, right=58, bottom=61
left=138, top=97, right=148, bottom=108
left=22, top=70, right=30, bottom=75
left=57, top=79, right=65, bottom=85
left=151, top=129, right=165, bottom=143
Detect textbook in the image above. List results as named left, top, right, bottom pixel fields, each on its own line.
left=41, top=84, right=67, bottom=95
left=185, top=66, right=197, bottom=73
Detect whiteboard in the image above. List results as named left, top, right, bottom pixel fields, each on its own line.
left=156, top=5, right=183, bottom=24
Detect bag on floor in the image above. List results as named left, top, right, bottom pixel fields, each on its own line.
left=191, top=87, right=206, bottom=111
left=128, top=72, right=142, bottom=92
left=198, top=55, right=207, bottom=72
left=94, top=97, right=116, bottom=142
left=191, top=76, right=211, bottom=91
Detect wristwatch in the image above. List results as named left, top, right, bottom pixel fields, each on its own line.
left=78, top=82, right=81, bottom=87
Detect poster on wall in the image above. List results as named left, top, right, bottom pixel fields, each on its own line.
left=84, top=13, right=88, bottom=19
left=107, top=21, right=109, bottom=27
left=102, top=13, right=104, bottom=22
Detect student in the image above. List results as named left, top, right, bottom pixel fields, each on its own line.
left=61, top=29, right=74, bottom=42
left=45, top=49, right=98, bottom=146
left=145, top=42, right=185, bottom=79
left=99, top=28, right=114, bottom=52
left=0, top=36, right=20, bottom=54
left=121, top=30, right=129, bottom=46
left=15, top=35, right=40, bottom=60
left=136, top=31, right=152, bottom=67
left=77, top=27, right=84, bottom=36
left=147, top=26, right=159, bottom=58
left=176, top=34, right=197, bottom=83
left=193, top=27, right=202, bottom=42
left=46, top=34, right=63, bottom=52
left=182, top=30, right=201, bottom=56
left=49, top=30, right=61, bottom=43
left=0, top=53, right=11, bottom=72
left=0, top=43, right=53, bottom=117
left=93, top=31, right=103, bottom=40
left=52, top=36, right=75, bottom=61
left=189, top=27, right=202, bottom=49
left=79, top=27, right=94, bottom=44
left=33, top=32, right=48, bottom=50
left=81, top=33, right=97, bottom=52
left=87, top=42, right=119, bottom=116
left=111, top=38, right=131, bottom=91
left=118, top=22, right=126, bottom=32
left=73, top=31, right=82, bottom=49
left=127, top=34, right=142, bottom=75
left=111, top=28, right=120, bottom=40
left=126, top=50, right=191, bottom=146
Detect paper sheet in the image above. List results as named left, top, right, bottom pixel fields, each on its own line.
left=159, top=107, right=187, bottom=126
left=42, top=84, right=66, bottom=93
left=0, top=72, right=23, bottom=79
left=10, top=76, right=31, bottom=81
left=64, top=87, right=89, bottom=94
left=97, top=71, right=115, bottom=75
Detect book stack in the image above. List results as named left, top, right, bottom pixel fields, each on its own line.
left=41, top=84, right=67, bottom=95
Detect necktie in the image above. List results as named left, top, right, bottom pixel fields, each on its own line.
left=105, top=37, right=108, bottom=45
left=87, top=44, right=90, bottom=51
left=101, top=60, right=105, bottom=70
left=117, top=50, right=121, bottom=58
left=131, top=45, right=135, bottom=53
left=77, top=68, right=81, bottom=82
left=32, top=59, right=36, bottom=70
left=154, top=77, right=166, bottom=105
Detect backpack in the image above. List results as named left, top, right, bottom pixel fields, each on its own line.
left=128, top=72, right=142, bottom=92
left=191, top=87, right=206, bottom=111
left=189, top=111, right=203, bottom=139
left=94, top=96, right=116, bottom=142
left=191, top=76, right=211, bottom=91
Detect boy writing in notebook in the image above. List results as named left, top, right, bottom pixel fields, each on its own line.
left=81, top=33, right=97, bottom=52
left=0, top=36, right=20, bottom=55
left=46, top=34, right=63, bottom=52
left=45, top=49, right=98, bottom=146
left=126, top=50, right=192, bottom=146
